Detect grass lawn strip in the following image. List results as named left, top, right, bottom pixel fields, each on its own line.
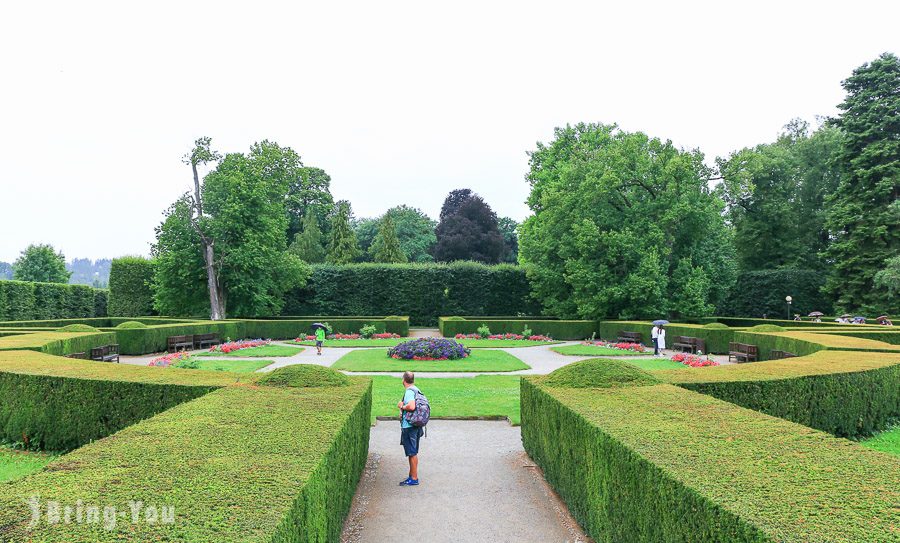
left=862, top=425, right=900, bottom=456
left=291, top=338, right=558, bottom=348
left=370, top=375, right=521, bottom=424
left=197, top=344, right=304, bottom=358
left=0, top=447, right=57, bottom=483
left=332, top=348, right=529, bottom=372
left=552, top=344, right=649, bottom=357
left=175, top=358, right=274, bottom=373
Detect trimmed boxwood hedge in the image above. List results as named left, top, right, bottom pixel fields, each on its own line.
left=0, top=331, right=117, bottom=356
left=0, top=280, right=107, bottom=321
left=284, top=262, right=541, bottom=326
left=521, top=377, right=900, bottom=543
left=658, top=350, right=900, bottom=438
left=0, top=377, right=372, bottom=541
left=438, top=317, right=595, bottom=339
left=107, top=256, right=156, bottom=317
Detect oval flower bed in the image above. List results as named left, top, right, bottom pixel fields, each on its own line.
left=387, top=338, right=471, bottom=361
left=671, top=353, right=719, bottom=367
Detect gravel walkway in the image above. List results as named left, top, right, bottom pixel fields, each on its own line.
left=341, top=420, right=590, bottom=543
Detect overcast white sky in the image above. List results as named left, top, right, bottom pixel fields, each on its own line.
left=1, top=1, right=897, bottom=262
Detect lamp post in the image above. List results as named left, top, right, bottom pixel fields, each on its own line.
left=785, top=296, right=792, bottom=321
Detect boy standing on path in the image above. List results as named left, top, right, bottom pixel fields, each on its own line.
left=315, top=326, right=326, bottom=355
left=398, top=371, right=423, bottom=486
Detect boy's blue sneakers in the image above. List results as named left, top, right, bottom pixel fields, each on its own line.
left=399, top=477, right=419, bottom=486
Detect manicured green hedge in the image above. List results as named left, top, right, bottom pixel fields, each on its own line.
left=0, top=331, right=117, bottom=356
left=701, top=316, right=877, bottom=328
left=439, top=317, right=595, bottom=339
left=283, top=262, right=541, bottom=326
left=660, top=350, right=900, bottom=438
left=107, top=256, right=156, bottom=317
left=0, top=280, right=107, bottom=321
left=115, top=321, right=245, bottom=355
left=811, top=329, right=900, bottom=345
left=596, top=321, right=741, bottom=354
left=242, top=316, right=409, bottom=339
left=717, top=268, right=832, bottom=317
left=0, top=376, right=372, bottom=541
left=0, top=351, right=228, bottom=450
left=521, top=376, right=900, bottom=542
left=739, top=331, right=900, bottom=357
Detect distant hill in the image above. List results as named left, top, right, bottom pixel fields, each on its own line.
left=0, top=258, right=112, bottom=287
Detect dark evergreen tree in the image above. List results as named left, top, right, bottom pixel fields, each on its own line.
left=371, top=214, right=407, bottom=263
left=433, top=189, right=505, bottom=263
left=326, top=201, right=361, bottom=264
left=289, top=210, right=327, bottom=263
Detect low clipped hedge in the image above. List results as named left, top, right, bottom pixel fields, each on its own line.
left=0, top=331, right=116, bottom=356
left=521, top=376, right=900, bottom=542
left=0, top=317, right=194, bottom=328
left=114, top=321, right=244, bottom=355
left=597, top=321, right=740, bottom=354
left=0, top=351, right=233, bottom=450
left=0, top=375, right=372, bottom=541
left=242, top=316, right=409, bottom=339
left=659, top=350, right=900, bottom=438
left=438, top=317, right=595, bottom=339
left=736, top=331, right=900, bottom=359
left=0, top=280, right=107, bottom=321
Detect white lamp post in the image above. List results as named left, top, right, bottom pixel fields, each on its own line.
left=785, top=296, right=793, bottom=321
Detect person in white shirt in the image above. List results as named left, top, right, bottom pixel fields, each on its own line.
left=656, top=326, right=666, bottom=357
left=651, top=325, right=660, bottom=355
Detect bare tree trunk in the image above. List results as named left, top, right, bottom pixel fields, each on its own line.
left=192, top=163, right=226, bottom=320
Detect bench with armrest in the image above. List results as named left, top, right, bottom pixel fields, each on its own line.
left=167, top=335, right=195, bottom=353
left=728, top=342, right=759, bottom=363
left=769, top=350, right=797, bottom=360
left=672, top=336, right=707, bottom=354
left=193, top=333, right=221, bottom=350
left=90, top=344, right=119, bottom=363
left=616, top=331, right=643, bottom=344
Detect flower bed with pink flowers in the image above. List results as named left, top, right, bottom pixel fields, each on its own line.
left=454, top=333, right=554, bottom=341
left=671, top=353, right=720, bottom=367
left=149, top=351, right=192, bottom=368
left=296, top=333, right=402, bottom=341
left=210, top=339, right=270, bottom=354
left=584, top=341, right=647, bottom=353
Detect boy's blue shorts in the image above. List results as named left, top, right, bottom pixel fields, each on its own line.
left=401, top=426, right=423, bottom=457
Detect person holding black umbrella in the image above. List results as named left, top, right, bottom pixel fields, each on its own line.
left=311, top=323, right=328, bottom=356
left=652, top=320, right=668, bottom=357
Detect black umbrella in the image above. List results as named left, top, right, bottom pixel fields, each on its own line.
left=310, top=322, right=328, bottom=331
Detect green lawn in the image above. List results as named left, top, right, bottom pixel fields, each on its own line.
left=370, top=375, right=522, bottom=424
left=197, top=345, right=304, bottom=358
left=862, top=426, right=900, bottom=457
left=332, top=349, right=529, bottom=372
left=290, top=339, right=405, bottom=348
left=0, top=447, right=56, bottom=483
left=175, top=359, right=274, bottom=373
left=552, top=344, right=650, bottom=356
left=292, top=338, right=557, bottom=348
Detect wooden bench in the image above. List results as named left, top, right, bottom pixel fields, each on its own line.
left=728, top=342, right=759, bottom=363
left=770, top=350, right=797, bottom=360
left=90, top=344, right=119, bottom=363
left=673, top=336, right=707, bottom=354
left=617, top=331, right=643, bottom=344
left=66, top=352, right=89, bottom=360
left=168, top=335, right=195, bottom=353
left=193, top=333, right=221, bottom=350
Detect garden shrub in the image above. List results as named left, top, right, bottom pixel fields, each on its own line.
left=241, top=317, right=409, bottom=340
left=747, top=324, right=786, bottom=332
left=114, top=321, right=244, bottom=355
left=283, top=262, right=541, bottom=326
left=701, top=322, right=729, bottom=329
left=56, top=324, right=100, bottom=333
left=116, top=320, right=149, bottom=329
left=359, top=323, right=377, bottom=339
left=107, top=256, right=156, bottom=317
left=658, top=350, right=900, bottom=438
left=258, top=365, right=351, bottom=388
left=521, top=378, right=899, bottom=543
left=717, top=268, right=832, bottom=317
left=0, top=280, right=106, bottom=321
left=439, top=317, right=595, bottom=340
left=540, top=358, right=660, bottom=389
left=0, top=331, right=116, bottom=356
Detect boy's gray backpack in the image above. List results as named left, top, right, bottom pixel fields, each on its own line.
left=405, top=389, right=431, bottom=427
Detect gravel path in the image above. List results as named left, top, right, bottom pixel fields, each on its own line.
left=341, top=420, right=590, bottom=543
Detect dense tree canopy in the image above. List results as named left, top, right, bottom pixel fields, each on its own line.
left=356, top=205, right=437, bottom=262
left=498, top=217, right=519, bottom=263
left=289, top=210, right=327, bottom=263
left=371, top=214, right=407, bottom=263
left=519, top=123, right=736, bottom=320
left=286, top=166, right=334, bottom=242
left=823, top=52, right=900, bottom=314
left=433, top=189, right=505, bottom=263
left=326, top=201, right=361, bottom=264
left=12, top=244, right=71, bottom=283
left=153, top=141, right=310, bottom=317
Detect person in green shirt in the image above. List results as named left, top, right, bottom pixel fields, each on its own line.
left=315, top=327, right=326, bottom=355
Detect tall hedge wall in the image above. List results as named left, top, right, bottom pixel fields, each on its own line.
left=717, top=268, right=832, bottom=318
left=0, top=280, right=107, bottom=321
left=439, top=317, right=595, bottom=340
left=521, top=377, right=900, bottom=542
left=107, top=256, right=156, bottom=317
left=283, top=262, right=541, bottom=326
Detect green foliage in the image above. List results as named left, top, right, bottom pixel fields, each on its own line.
left=0, top=280, right=105, bottom=321
left=519, top=123, right=736, bottom=320
left=257, top=365, right=351, bottom=388
left=747, top=324, right=786, bottom=332
left=823, top=53, right=900, bottom=315
left=440, top=317, right=595, bottom=340
left=286, top=166, right=335, bottom=243
left=371, top=214, right=407, bottom=263
left=12, top=244, right=71, bottom=284
left=433, top=189, right=506, bottom=263
left=107, top=256, right=156, bottom=317
left=284, top=262, right=539, bottom=326
left=289, top=209, right=327, bottom=263
left=327, top=200, right=361, bottom=264
left=521, top=378, right=899, bottom=542
left=116, top=320, right=148, bottom=329
left=359, top=324, right=377, bottom=339
left=357, top=205, right=436, bottom=263
left=874, top=255, right=900, bottom=299
left=718, top=268, right=831, bottom=317
left=476, top=323, right=491, bottom=338
left=702, top=322, right=729, bottom=329
left=196, top=344, right=303, bottom=358
left=56, top=324, right=99, bottom=333
left=151, top=195, right=210, bottom=316
left=497, top=217, right=519, bottom=263
left=540, top=358, right=660, bottom=388
left=596, top=321, right=738, bottom=354
left=862, top=425, right=900, bottom=456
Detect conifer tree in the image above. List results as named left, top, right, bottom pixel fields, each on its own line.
left=371, top=215, right=407, bottom=263
left=326, top=201, right=360, bottom=264
left=289, top=210, right=327, bottom=263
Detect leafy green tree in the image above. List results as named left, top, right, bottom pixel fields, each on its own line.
left=498, top=217, right=519, bottom=263
left=823, top=53, right=900, bottom=314
left=286, top=166, right=334, bottom=242
left=154, top=140, right=311, bottom=317
left=152, top=196, right=210, bottom=316
left=874, top=255, right=900, bottom=300
left=356, top=205, right=436, bottom=262
left=12, top=244, right=71, bottom=283
left=289, top=210, right=327, bottom=263
left=326, top=201, right=360, bottom=264
left=433, top=189, right=505, bottom=263
left=371, top=214, right=407, bottom=263
left=519, top=123, right=735, bottom=319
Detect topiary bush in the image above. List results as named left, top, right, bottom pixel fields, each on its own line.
left=541, top=359, right=660, bottom=389
left=257, top=365, right=350, bottom=388
left=116, top=320, right=149, bottom=329
left=107, top=256, right=156, bottom=317
left=748, top=324, right=787, bottom=332
left=702, top=322, right=729, bottom=329
left=56, top=324, right=100, bottom=333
